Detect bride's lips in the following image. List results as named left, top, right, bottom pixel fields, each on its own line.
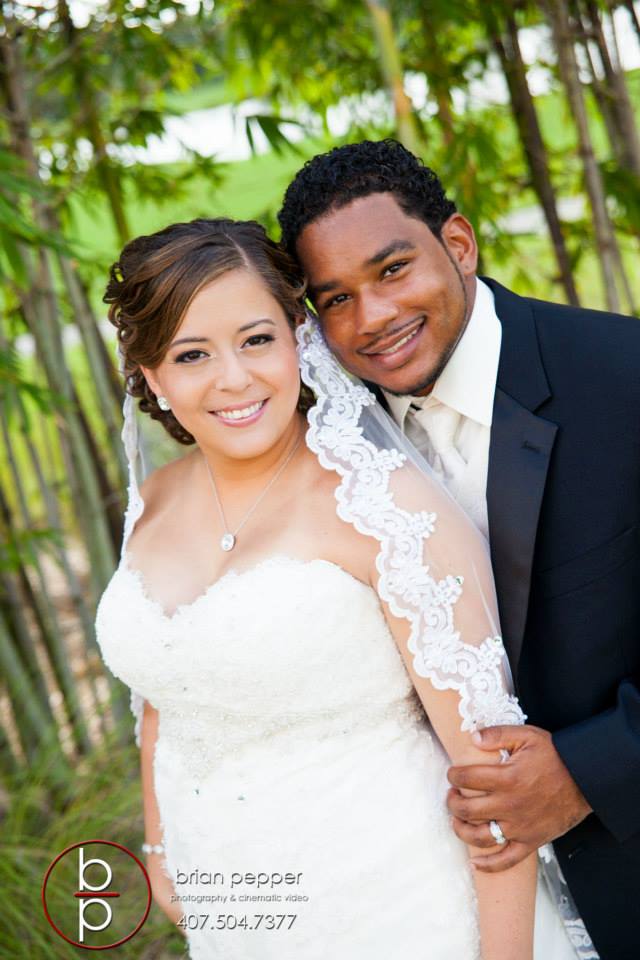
left=209, top=398, right=269, bottom=427
left=361, top=318, right=426, bottom=371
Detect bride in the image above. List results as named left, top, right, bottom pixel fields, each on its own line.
left=96, top=217, right=590, bottom=959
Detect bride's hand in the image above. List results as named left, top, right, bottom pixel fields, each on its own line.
left=446, top=724, right=592, bottom=872
left=146, top=854, right=186, bottom=933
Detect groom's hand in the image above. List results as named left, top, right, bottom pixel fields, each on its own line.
left=446, top=724, right=592, bottom=872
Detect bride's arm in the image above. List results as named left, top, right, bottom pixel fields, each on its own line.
left=375, top=586, right=537, bottom=960
left=368, top=467, right=537, bottom=960
left=140, top=700, right=185, bottom=931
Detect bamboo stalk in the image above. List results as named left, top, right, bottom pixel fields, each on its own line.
left=582, top=0, right=640, bottom=177
left=56, top=255, right=128, bottom=491
left=364, top=0, right=424, bottom=156
left=0, top=568, right=56, bottom=735
left=57, top=0, right=131, bottom=246
left=0, top=711, right=21, bottom=775
left=36, top=395, right=130, bottom=732
left=492, top=7, right=580, bottom=304
left=0, top=605, right=59, bottom=760
left=0, top=26, right=117, bottom=593
left=623, top=1, right=640, bottom=45
left=545, top=0, right=624, bottom=311
left=0, top=459, right=92, bottom=755
left=13, top=387, right=109, bottom=735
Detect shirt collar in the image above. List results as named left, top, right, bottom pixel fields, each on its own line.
left=384, top=277, right=501, bottom=429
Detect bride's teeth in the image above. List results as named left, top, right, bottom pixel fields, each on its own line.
left=378, top=327, right=419, bottom=355
left=216, top=401, right=264, bottom=421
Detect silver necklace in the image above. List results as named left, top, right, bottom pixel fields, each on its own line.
left=203, top=434, right=303, bottom=552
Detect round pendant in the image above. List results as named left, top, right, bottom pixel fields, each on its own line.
left=220, top=533, right=236, bottom=552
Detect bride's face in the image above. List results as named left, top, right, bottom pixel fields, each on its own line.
left=141, top=268, right=301, bottom=461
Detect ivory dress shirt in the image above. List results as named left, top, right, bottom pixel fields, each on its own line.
left=384, top=278, right=502, bottom=540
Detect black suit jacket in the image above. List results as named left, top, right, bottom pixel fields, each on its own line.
left=483, top=278, right=640, bottom=959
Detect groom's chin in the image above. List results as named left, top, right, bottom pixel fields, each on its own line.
left=376, top=343, right=459, bottom=398
left=384, top=376, right=436, bottom=398
left=376, top=365, right=443, bottom=398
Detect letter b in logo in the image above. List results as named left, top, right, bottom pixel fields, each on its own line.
left=78, top=847, right=115, bottom=942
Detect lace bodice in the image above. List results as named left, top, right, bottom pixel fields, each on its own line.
left=96, top=553, right=428, bottom=776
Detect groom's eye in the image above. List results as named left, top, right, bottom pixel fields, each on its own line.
left=323, top=293, right=350, bottom=310
left=382, top=260, right=409, bottom=278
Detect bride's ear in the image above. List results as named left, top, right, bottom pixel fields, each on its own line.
left=139, top=364, right=163, bottom=399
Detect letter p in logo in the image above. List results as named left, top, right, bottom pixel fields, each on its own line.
left=78, top=847, right=115, bottom=942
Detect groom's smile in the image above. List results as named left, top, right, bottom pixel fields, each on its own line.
left=296, top=193, right=478, bottom=397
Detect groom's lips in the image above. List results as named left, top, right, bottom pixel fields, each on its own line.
left=361, top=317, right=426, bottom=370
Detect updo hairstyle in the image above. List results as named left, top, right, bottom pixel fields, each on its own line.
left=104, top=217, right=309, bottom=445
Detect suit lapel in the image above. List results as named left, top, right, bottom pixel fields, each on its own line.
left=488, top=390, right=557, bottom=672
left=483, top=279, right=557, bottom=675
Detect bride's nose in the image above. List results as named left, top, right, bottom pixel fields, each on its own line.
left=211, top=351, right=253, bottom=393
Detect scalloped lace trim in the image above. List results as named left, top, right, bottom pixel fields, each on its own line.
left=297, top=318, right=524, bottom=733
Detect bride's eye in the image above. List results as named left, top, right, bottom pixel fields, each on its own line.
left=174, top=349, right=208, bottom=363
left=243, top=334, right=275, bottom=348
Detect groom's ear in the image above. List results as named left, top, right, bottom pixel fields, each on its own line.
left=440, top=214, right=478, bottom=278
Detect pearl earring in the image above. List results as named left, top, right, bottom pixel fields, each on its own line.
left=157, top=396, right=171, bottom=412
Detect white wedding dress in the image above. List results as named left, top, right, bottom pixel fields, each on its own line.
left=95, top=316, right=591, bottom=959
left=96, top=548, right=576, bottom=959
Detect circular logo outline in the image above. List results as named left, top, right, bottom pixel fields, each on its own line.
left=42, top=839, right=152, bottom=950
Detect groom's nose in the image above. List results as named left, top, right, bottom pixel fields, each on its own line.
left=354, top=288, right=399, bottom=337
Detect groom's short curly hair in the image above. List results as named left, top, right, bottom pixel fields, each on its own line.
left=278, top=139, right=457, bottom=257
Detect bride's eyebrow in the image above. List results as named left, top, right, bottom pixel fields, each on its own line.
left=170, top=319, right=276, bottom=347
left=237, top=318, right=277, bottom=333
left=170, top=335, right=210, bottom=347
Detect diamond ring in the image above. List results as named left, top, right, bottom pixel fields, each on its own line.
left=489, top=820, right=507, bottom=845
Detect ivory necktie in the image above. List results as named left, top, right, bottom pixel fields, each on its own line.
left=411, top=401, right=467, bottom=484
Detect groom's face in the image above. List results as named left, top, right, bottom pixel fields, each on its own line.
left=295, top=193, right=477, bottom=396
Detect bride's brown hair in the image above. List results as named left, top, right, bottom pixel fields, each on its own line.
left=104, top=217, right=310, bottom=445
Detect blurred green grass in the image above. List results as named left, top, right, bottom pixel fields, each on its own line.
left=0, top=720, right=188, bottom=959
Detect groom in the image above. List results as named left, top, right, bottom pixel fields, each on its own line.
left=278, top=139, right=640, bottom=959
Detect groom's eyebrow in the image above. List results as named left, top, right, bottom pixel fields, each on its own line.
left=310, top=240, right=417, bottom=298
left=364, top=239, right=416, bottom=267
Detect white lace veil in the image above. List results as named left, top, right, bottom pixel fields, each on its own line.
left=116, top=315, right=597, bottom=960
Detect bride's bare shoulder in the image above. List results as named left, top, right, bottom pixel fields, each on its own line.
left=137, top=449, right=200, bottom=519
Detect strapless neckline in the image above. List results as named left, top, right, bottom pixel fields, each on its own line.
left=118, top=552, right=372, bottom=623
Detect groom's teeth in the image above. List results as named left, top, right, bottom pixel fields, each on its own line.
left=377, top=327, right=420, bottom=355
left=216, top=401, right=264, bottom=421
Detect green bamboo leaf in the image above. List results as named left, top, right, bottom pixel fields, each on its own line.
left=0, top=233, right=29, bottom=288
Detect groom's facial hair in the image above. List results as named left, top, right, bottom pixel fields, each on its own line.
left=384, top=246, right=470, bottom=398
